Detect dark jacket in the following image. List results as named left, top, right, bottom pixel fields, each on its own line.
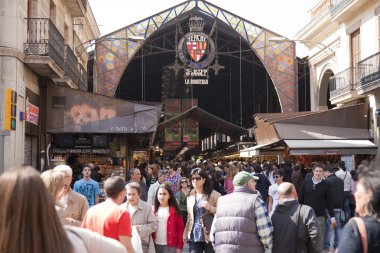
left=299, top=178, right=334, bottom=218
left=338, top=216, right=380, bottom=253
left=325, top=174, right=344, bottom=209
left=211, top=186, right=266, bottom=253
left=271, top=200, right=322, bottom=253
left=253, top=173, right=272, bottom=203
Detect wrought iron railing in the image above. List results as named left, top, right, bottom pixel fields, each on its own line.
left=65, top=45, right=79, bottom=84
left=329, top=67, right=357, bottom=98
left=78, top=64, right=88, bottom=91
left=24, top=18, right=65, bottom=70
left=74, top=32, right=88, bottom=63
left=357, top=52, right=380, bottom=88
left=329, top=0, right=353, bottom=16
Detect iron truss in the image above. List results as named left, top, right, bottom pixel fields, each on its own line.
left=94, top=0, right=297, bottom=112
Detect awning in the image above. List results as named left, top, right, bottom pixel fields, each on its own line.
left=158, top=106, right=249, bottom=137
left=251, top=103, right=378, bottom=156
left=240, top=141, right=283, bottom=157
left=284, top=139, right=377, bottom=155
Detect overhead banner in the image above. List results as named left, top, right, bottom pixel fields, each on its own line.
left=182, top=99, right=199, bottom=147
left=164, top=99, right=182, bottom=149
left=46, top=85, right=161, bottom=133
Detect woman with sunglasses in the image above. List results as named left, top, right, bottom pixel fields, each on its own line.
left=183, top=168, right=221, bottom=253
left=176, top=177, right=190, bottom=225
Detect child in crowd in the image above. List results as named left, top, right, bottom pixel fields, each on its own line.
left=153, top=183, right=184, bottom=253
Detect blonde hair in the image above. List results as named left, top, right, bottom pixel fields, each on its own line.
left=41, top=169, right=65, bottom=202
left=0, top=166, right=73, bottom=253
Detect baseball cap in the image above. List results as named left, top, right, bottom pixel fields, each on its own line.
left=233, top=171, right=259, bottom=186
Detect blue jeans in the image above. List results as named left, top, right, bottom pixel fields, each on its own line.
left=343, top=191, right=351, bottom=222
left=323, top=209, right=342, bottom=249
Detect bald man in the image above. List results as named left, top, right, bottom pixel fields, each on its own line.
left=271, top=182, right=322, bottom=253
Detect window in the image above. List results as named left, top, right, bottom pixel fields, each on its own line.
left=350, top=29, right=360, bottom=84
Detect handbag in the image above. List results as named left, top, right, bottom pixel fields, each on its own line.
left=200, top=212, right=213, bottom=243
left=131, top=226, right=144, bottom=253
left=352, top=217, right=368, bottom=253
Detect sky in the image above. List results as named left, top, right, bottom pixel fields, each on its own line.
left=88, top=0, right=321, bottom=56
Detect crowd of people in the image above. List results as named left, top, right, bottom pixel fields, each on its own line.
left=0, top=158, right=379, bottom=253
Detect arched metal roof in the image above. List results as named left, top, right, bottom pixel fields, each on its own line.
left=94, top=0, right=297, bottom=112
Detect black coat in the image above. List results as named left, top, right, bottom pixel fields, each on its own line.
left=271, top=200, right=322, bottom=253
left=325, top=174, right=344, bottom=209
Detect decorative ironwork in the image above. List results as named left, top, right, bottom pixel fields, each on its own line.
left=65, top=45, right=79, bottom=84
left=78, top=64, right=88, bottom=91
left=329, top=67, right=357, bottom=98
left=357, top=51, right=380, bottom=88
left=94, top=0, right=296, bottom=112
left=24, top=18, right=65, bottom=70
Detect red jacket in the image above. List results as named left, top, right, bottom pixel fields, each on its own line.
left=153, top=205, right=184, bottom=250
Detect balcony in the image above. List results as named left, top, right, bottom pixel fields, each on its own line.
left=78, top=64, right=88, bottom=91
left=329, top=67, right=360, bottom=104
left=65, top=45, right=79, bottom=83
left=329, top=0, right=370, bottom=21
left=356, top=52, right=380, bottom=94
left=24, top=18, right=65, bottom=78
left=65, top=0, right=87, bottom=17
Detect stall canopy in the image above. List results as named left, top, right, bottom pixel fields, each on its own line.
left=46, top=85, right=162, bottom=133
left=240, top=103, right=377, bottom=156
left=157, top=106, right=249, bottom=137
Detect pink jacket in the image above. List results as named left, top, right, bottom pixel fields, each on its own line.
left=224, top=178, right=234, bottom=194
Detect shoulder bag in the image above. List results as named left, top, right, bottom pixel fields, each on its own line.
left=351, top=217, right=368, bottom=253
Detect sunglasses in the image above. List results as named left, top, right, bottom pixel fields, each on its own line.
left=273, top=175, right=281, bottom=179
left=180, top=181, right=188, bottom=183
left=191, top=176, right=202, bottom=181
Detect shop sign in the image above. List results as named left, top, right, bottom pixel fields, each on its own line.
left=26, top=97, right=39, bottom=125
left=324, top=149, right=341, bottom=155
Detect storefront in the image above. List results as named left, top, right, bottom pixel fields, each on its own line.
left=241, top=103, right=377, bottom=168
left=45, top=85, right=162, bottom=178
left=24, top=88, right=40, bottom=168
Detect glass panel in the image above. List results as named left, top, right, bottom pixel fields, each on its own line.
left=223, top=12, right=239, bottom=28
left=182, top=0, right=196, bottom=13
left=164, top=9, right=177, bottom=24
left=127, top=27, right=137, bottom=37
left=251, top=32, right=266, bottom=59
left=135, top=19, right=149, bottom=37
left=198, top=1, right=213, bottom=16
left=244, top=21, right=261, bottom=44
left=235, top=21, right=247, bottom=41
left=153, top=12, right=168, bottom=28
left=217, top=11, right=230, bottom=27
left=204, top=3, right=218, bottom=17
left=175, top=3, right=188, bottom=16
left=146, top=20, right=157, bottom=38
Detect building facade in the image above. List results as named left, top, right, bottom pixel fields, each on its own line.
left=0, top=0, right=100, bottom=172
left=296, top=0, right=380, bottom=162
